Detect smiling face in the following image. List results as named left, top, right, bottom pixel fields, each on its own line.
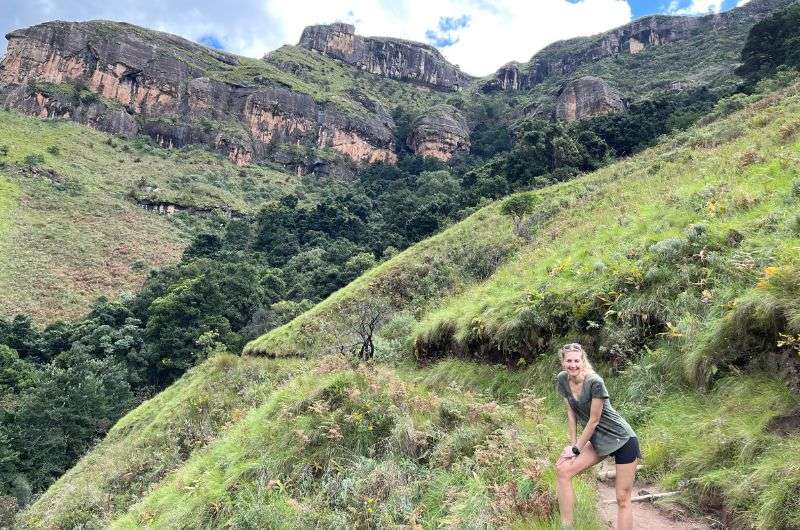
left=561, top=349, right=584, bottom=378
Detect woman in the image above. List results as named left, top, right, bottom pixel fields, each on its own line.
left=553, top=343, right=639, bottom=530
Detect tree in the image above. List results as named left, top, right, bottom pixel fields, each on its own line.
left=144, top=276, right=231, bottom=384
left=736, top=4, right=800, bottom=84
left=342, top=300, right=388, bottom=362
left=13, top=350, right=133, bottom=492
left=0, top=316, right=46, bottom=363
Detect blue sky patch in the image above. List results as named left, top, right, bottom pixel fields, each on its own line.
left=198, top=34, right=225, bottom=50
left=628, top=0, right=742, bottom=18
left=425, top=14, right=470, bottom=48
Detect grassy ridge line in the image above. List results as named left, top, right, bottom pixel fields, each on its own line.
left=0, top=110, right=296, bottom=323
left=17, top=355, right=309, bottom=529
left=243, top=143, right=631, bottom=358
left=242, top=199, right=521, bottom=356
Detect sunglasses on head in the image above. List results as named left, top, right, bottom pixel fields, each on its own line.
left=561, top=343, right=583, bottom=351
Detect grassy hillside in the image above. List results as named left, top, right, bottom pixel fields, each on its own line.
left=0, top=110, right=296, bottom=323
left=19, top=84, right=800, bottom=528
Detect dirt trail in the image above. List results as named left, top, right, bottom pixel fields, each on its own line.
left=596, top=462, right=715, bottom=530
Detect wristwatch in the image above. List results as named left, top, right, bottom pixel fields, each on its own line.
left=571, top=445, right=581, bottom=456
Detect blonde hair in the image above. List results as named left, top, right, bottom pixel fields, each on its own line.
left=558, top=342, right=596, bottom=376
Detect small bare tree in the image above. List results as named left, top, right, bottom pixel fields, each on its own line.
left=340, top=299, right=388, bottom=362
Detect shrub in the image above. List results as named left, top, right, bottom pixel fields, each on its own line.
left=23, top=153, right=45, bottom=167
left=649, top=237, right=688, bottom=262
left=0, top=145, right=9, bottom=157
left=790, top=214, right=800, bottom=235
left=46, top=145, right=60, bottom=156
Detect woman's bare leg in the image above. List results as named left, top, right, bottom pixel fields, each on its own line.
left=614, top=460, right=638, bottom=530
left=555, top=443, right=602, bottom=527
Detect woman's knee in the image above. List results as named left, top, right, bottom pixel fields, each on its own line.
left=616, top=486, right=633, bottom=508
left=555, top=462, right=573, bottom=480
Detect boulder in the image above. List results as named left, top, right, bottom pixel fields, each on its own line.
left=555, top=76, right=624, bottom=122
left=408, top=104, right=469, bottom=161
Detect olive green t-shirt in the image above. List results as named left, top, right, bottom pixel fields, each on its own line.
left=555, top=371, right=636, bottom=456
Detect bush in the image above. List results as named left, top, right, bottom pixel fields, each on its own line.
left=0, top=145, right=9, bottom=157
left=46, top=145, right=60, bottom=156
left=790, top=214, right=800, bottom=235
left=23, top=154, right=45, bottom=167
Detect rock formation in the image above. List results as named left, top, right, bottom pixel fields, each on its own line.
left=298, top=23, right=471, bottom=91
left=0, top=20, right=397, bottom=168
left=408, top=105, right=469, bottom=161
left=487, top=0, right=790, bottom=92
left=555, top=76, right=624, bottom=122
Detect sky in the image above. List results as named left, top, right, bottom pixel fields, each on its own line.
left=0, top=0, right=750, bottom=77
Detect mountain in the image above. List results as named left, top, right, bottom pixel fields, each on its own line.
left=1, top=0, right=793, bottom=172
left=18, top=77, right=800, bottom=529
left=0, top=20, right=469, bottom=174
left=4, top=4, right=800, bottom=526
left=482, top=0, right=796, bottom=116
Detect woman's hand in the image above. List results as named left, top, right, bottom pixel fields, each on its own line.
left=555, top=444, right=575, bottom=466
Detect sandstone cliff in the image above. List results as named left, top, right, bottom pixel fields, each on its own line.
left=554, top=76, right=624, bottom=122
left=0, top=20, right=398, bottom=169
left=484, top=0, right=793, bottom=93
left=298, top=23, right=471, bottom=91
left=408, top=105, right=470, bottom=161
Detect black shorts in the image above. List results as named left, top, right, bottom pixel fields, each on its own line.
left=610, top=436, right=640, bottom=464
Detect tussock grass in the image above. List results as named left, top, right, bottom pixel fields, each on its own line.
left=641, top=376, right=800, bottom=529
left=105, top=358, right=600, bottom=529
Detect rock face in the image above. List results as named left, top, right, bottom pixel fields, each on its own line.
left=555, top=76, right=624, bottom=122
left=408, top=105, right=469, bottom=161
left=299, top=23, right=471, bottom=91
left=0, top=20, right=397, bottom=168
left=487, top=0, right=791, bottom=92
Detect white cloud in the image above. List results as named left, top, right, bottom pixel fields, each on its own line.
left=0, top=0, right=633, bottom=76
left=736, top=0, right=751, bottom=6
left=668, top=0, right=725, bottom=15
left=264, top=0, right=633, bottom=76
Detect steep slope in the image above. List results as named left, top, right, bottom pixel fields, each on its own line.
left=21, top=81, right=800, bottom=528
left=482, top=0, right=796, bottom=117
left=0, top=109, right=296, bottom=322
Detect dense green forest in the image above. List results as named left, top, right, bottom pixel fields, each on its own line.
left=2, top=5, right=800, bottom=516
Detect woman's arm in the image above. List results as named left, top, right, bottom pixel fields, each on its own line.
left=558, top=398, right=580, bottom=463
left=565, top=398, right=577, bottom=445
left=574, top=397, right=603, bottom=451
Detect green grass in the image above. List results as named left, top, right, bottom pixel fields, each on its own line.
left=0, top=172, right=19, bottom=242
left=18, top=82, right=800, bottom=529
left=641, top=376, right=800, bottom=529
left=0, top=110, right=297, bottom=323
left=239, top=81, right=800, bottom=526
left=17, top=354, right=309, bottom=529
left=104, top=358, right=600, bottom=529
